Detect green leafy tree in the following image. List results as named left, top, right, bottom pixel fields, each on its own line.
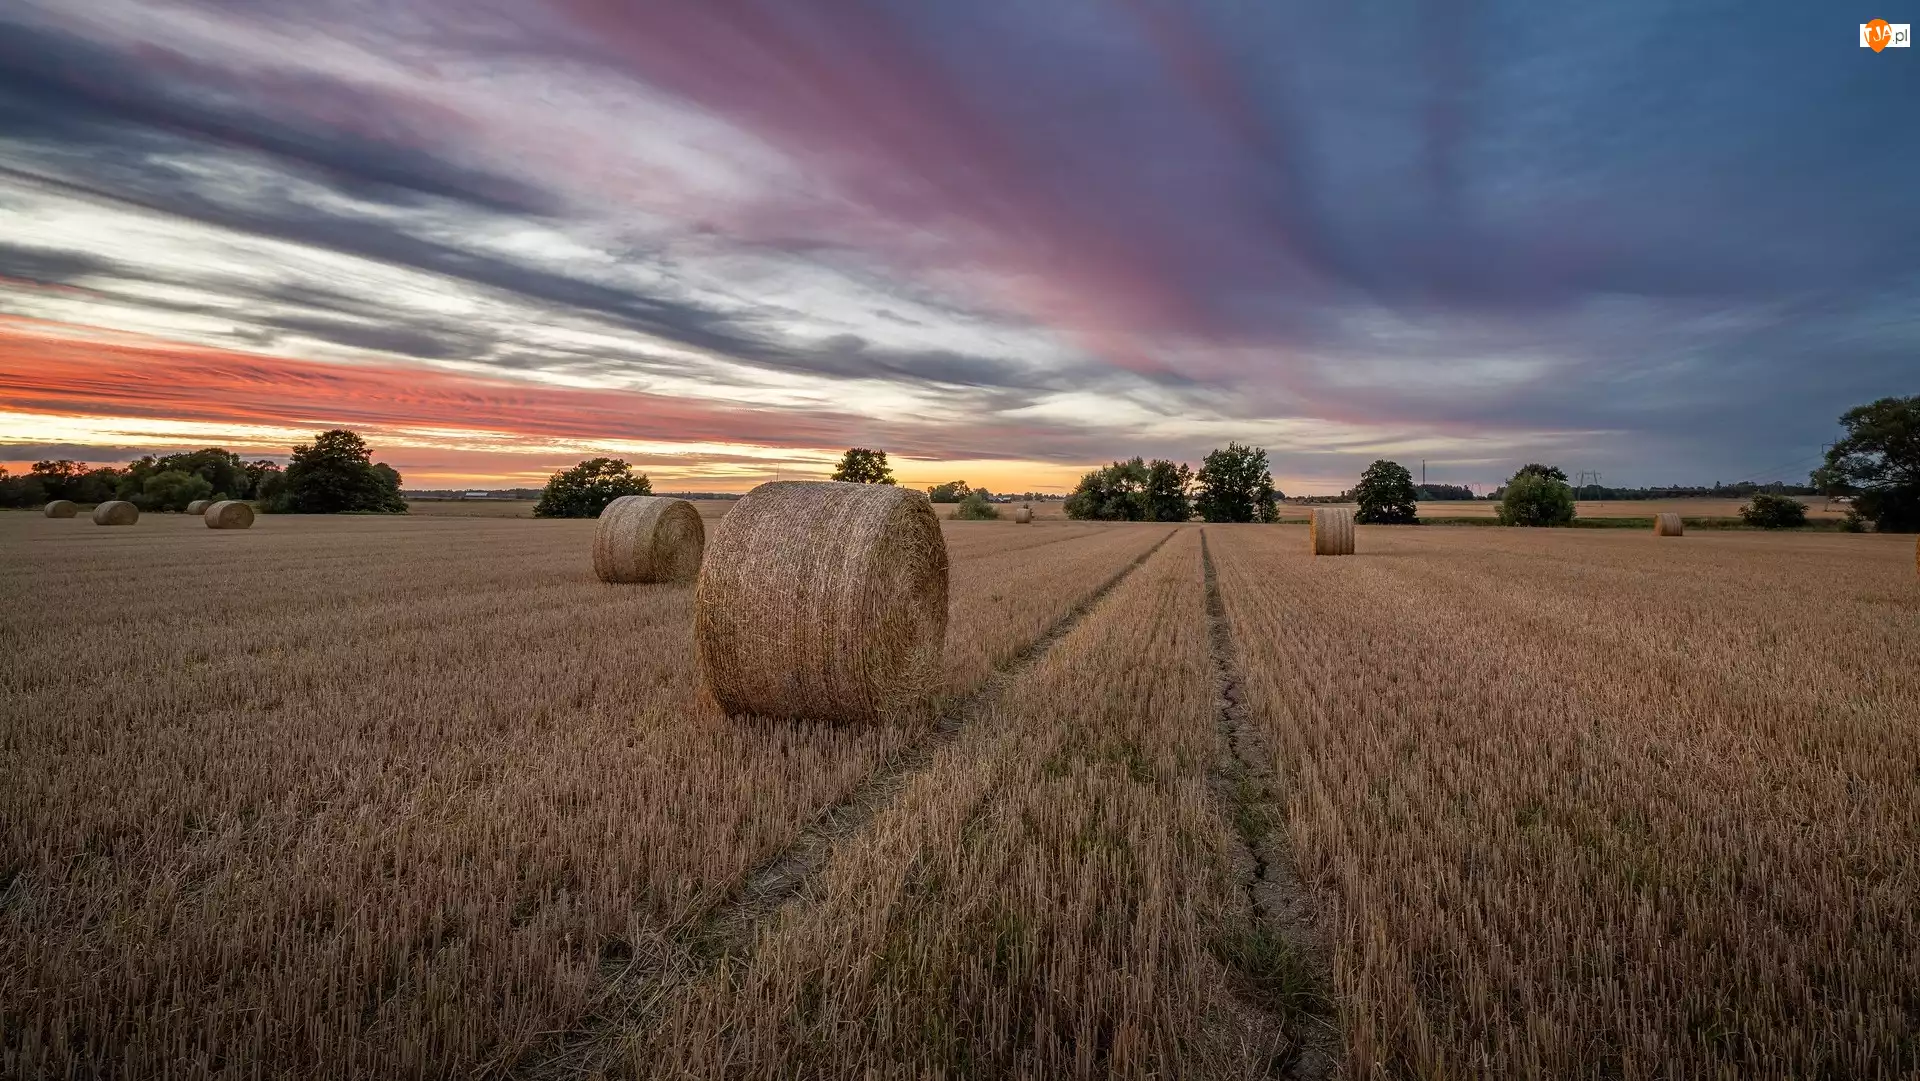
left=155, top=448, right=246, bottom=500
left=138, top=469, right=215, bottom=512
left=1818, top=396, right=1920, bottom=532
left=1194, top=443, right=1279, bottom=523
left=830, top=448, right=896, bottom=485
left=244, top=460, right=282, bottom=500
left=1498, top=471, right=1575, bottom=526
left=275, top=429, right=407, bottom=514
left=0, top=467, right=46, bottom=508
left=1142, top=459, right=1193, bottom=522
left=1514, top=463, right=1569, bottom=483
left=113, top=456, right=159, bottom=500
left=953, top=490, right=999, bottom=520
left=1740, top=492, right=1809, bottom=529
left=1064, top=458, right=1150, bottom=520
left=534, top=458, right=652, bottom=518
left=29, top=460, right=86, bottom=501
left=1353, top=459, right=1420, bottom=524
left=926, top=480, right=972, bottom=502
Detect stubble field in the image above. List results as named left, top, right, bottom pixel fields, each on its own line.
left=2, top=511, right=1915, bottom=1079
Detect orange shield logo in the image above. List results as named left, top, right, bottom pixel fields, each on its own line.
left=1865, top=18, right=1893, bottom=51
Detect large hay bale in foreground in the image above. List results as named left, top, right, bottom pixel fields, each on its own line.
left=92, top=500, right=138, bottom=526
left=1653, top=512, right=1684, bottom=537
left=186, top=499, right=211, bottom=515
left=44, top=500, right=77, bottom=518
left=1014, top=505, right=1033, bottom=524
left=204, top=500, right=254, bottom=530
left=696, top=480, right=949, bottom=723
left=1311, top=507, right=1355, bottom=556
left=593, top=495, right=704, bottom=583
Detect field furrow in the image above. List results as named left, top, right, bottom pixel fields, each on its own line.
left=1206, top=524, right=1920, bottom=1079
left=613, top=529, right=1305, bottom=1079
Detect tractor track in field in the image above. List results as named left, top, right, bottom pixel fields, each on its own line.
left=1201, top=530, right=1341, bottom=1081
left=510, top=528, right=1179, bottom=1081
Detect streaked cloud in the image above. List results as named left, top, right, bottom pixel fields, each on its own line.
left=2, top=0, right=1915, bottom=491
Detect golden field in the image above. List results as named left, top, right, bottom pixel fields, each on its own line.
left=2, top=511, right=1915, bottom=1079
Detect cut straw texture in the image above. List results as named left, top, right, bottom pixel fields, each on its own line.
left=204, top=501, right=254, bottom=530
left=1311, top=506, right=1355, bottom=556
left=1014, top=506, right=1033, bottom=524
left=43, top=500, right=77, bottom=518
left=591, top=495, right=704, bottom=583
left=695, top=480, right=949, bottom=724
left=186, top=500, right=212, bottom=515
left=1653, top=513, right=1684, bottom=537
left=92, top=501, right=138, bottom=526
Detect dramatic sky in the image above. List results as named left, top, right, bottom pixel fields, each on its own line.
left=2, top=2, right=1915, bottom=492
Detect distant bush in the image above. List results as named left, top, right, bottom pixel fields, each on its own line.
left=1740, top=493, right=1809, bottom=529
left=535, top=458, right=650, bottom=518
left=926, top=480, right=971, bottom=502
left=953, top=491, right=999, bottom=520
left=1839, top=510, right=1869, bottom=533
left=1498, top=473, right=1575, bottom=527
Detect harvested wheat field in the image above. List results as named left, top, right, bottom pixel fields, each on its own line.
left=3, top=512, right=1916, bottom=1080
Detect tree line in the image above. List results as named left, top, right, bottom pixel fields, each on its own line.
left=0, top=430, right=406, bottom=513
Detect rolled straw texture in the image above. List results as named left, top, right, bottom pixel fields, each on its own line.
left=696, top=480, right=949, bottom=723
left=186, top=500, right=211, bottom=515
left=205, top=500, right=254, bottom=530
left=1653, top=512, right=1684, bottom=537
left=92, top=500, right=138, bottom=526
left=44, top=500, right=77, bottom=518
left=1014, top=506, right=1033, bottom=524
left=593, top=495, right=704, bottom=583
left=1311, top=507, right=1355, bottom=556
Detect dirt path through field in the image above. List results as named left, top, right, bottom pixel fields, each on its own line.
left=512, top=529, right=1180, bottom=1080
left=1201, top=531, right=1342, bottom=1079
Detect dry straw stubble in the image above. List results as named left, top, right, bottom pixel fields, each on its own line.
left=696, top=480, right=949, bottom=724
left=92, top=500, right=138, bottom=526
left=592, top=495, right=704, bottom=583
left=1653, top=512, right=1684, bottom=536
left=204, top=500, right=254, bottom=530
left=1311, top=507, right=1355, bottom=556
left=43, top=500, right=77, bottom=518
left=186, top=499, right=211, bottom=515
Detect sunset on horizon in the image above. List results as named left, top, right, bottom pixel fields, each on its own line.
left=5, top=1, right=1915, bottom=494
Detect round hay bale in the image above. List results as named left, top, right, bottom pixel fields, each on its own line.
left=695, top=480, right=949, bottom=723
left=92, top=500, right=139, bottom=526
left=592, top=495, right=704, bottom=583
left=44, top=500, right=77, bottom=518
left=1014, top=505, right=1033, bottom=524
left=1653, top=512, right=1684, bottom=537
left=1310, top=507, right=1355, bottom=556
left=186, top=499, right=211, bottom=515
left=204, top=500, right=254, bottom=530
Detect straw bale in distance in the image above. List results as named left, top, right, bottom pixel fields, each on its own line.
left=186, top=499, right=211, bottom=515
left=204, top=500, right=254, bottom=530
left=1311, top=506, right=1355, bottom=556
left=92, top=500, right=138, bottom=526
left=695, top=480, right=949, bottom=723
left=1014, top=505, right=1033, bottom=524
left=43, top=500, right=77, bottom=518
left=592, top=495, right=704, bottom=583
left=1653, top=512, right=1684, bottom=537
